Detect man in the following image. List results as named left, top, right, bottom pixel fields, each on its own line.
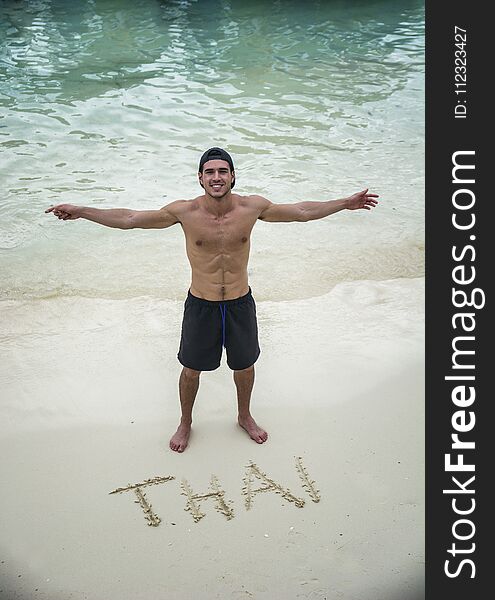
left=45, top=147, right=378, bottom=452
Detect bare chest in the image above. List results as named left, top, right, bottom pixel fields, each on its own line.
left=183, top=213, right=255, bottom=252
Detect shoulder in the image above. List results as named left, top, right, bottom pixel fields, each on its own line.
left=234, top=194, right=271, bottom=213
left=161, top=198, right=200, bottom=218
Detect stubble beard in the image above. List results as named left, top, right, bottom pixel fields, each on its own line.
left=208, top=183, right=231, bottom=201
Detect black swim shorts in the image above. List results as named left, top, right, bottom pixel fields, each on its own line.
left=178, top=288, right=261, bottom=371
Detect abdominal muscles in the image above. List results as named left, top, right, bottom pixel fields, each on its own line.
left=187, top=241, right=251, bottom=300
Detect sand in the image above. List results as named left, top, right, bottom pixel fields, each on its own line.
left=0, top=278, right=424, bottom=600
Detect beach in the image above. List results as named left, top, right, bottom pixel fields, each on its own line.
left=0, top=278, right=424, bottom=599
left=0, top=1, right=424, bottom=597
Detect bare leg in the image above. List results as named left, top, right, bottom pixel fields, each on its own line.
left=234, top=365, right=268, bottom=444
left=169, top=367, right=201, bottom=452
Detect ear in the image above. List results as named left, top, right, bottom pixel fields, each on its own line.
left=198, top=171, right=204, bottom=189
left=231, top=170, right=236, bottom=189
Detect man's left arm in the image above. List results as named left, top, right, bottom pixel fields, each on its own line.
left=257, top=189, right=379, bottom=222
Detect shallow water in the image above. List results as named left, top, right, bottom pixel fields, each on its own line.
left=0, top=0, right=424, bottom=302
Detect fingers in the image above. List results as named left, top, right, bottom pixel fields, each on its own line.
left=357, top=190, right=379, bottom=201
left=45, top=205, right=71, bottom=219
left=46, top=205, right=65, bottom=216
left=360, top=197, right=378, bottom=210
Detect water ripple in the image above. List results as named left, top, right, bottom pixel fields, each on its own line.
left=0, top=0, right=424, bottom=299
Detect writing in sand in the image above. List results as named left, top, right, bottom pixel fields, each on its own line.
left=109, top=457, right=321, bottom=527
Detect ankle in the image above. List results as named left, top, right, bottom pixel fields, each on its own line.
left=180, top=418, right=192, bottom=427
left=238, top=412, right=251, bottom=421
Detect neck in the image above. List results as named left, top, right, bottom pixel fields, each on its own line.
left=203, top=191, right=233, bottom=216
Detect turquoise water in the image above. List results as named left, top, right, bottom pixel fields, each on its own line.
left=0, top=0, right=424, bottom=301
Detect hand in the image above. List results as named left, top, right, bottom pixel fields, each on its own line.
left=45, top=203, right=82, bottom=220
left=346, top=189, right=379, bottom=211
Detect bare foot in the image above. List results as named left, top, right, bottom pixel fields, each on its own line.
left=238, top=415, right=268, bottom=444
left=169, top=422, right=191, bottom=453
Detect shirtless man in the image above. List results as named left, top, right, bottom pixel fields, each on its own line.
left=45, top=147, right=378, bottom=452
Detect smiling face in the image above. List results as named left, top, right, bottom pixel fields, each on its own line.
left=198, top=159, right=235, bottom=199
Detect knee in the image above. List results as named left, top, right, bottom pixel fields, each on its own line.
left=234, top=365, right=254, bottom=374
left=182, top=367, right=201, bottom=380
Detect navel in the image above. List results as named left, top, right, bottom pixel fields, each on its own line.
left=241, top=236, right=248, bottom=243
left=195, top=240, right=203, bottom=246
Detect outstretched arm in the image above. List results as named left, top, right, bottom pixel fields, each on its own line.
left=257, top=189, right=379, bottom=222
left=45, top=200, right=185, bottom=229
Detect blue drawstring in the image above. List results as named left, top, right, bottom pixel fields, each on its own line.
left=219, top=304, right=227, bottom=347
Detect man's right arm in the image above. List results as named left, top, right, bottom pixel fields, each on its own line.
left=45, top=201, right=185, bottom=229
